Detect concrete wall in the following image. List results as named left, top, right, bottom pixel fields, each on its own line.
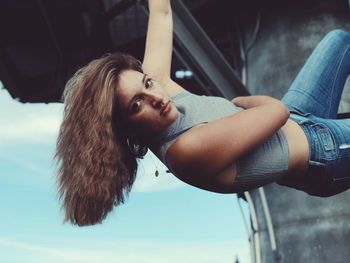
left=245, top=1, right=350, bottom=262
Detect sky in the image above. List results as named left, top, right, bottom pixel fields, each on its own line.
left=0, top=82, right=250, bottom=263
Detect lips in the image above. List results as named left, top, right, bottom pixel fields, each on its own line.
left=160, top=101, right=171, bottom=116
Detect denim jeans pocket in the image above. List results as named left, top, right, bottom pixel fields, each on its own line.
left=328, top=156, right=350, bottom=181
left=325, top=157, right=350, bottom=196
left=302, top=160, right=329, bottom=197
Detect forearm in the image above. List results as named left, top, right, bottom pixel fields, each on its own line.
left=148, top=0, right=171, bottom=15
left=143, top=0, right=172, bottom=77
left=233, top=95, right=290, bottom=120
left=168, top=102, right=290, bottom=180
left=232, top=95, right=283, bottom=108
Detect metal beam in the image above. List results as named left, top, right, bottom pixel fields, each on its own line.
left=172, top=0, right=249, bottom=99
left=103, top=0, right=137, bottom=22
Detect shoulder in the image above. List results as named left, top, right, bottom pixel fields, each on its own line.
left=165, top=124, right=207, bottom=174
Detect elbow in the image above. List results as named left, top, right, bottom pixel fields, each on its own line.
left=274, top=101, right=290, bottom=126
left=282, top=103, right=290, bottom=123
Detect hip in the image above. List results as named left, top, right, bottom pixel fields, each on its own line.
left=280, top=112, right=350, bottom=196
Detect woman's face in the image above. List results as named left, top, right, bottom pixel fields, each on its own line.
left=115, top=70, right=179, bottom=138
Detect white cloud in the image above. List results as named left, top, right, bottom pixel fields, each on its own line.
left=0, top=237, right=250, bottom=263
left=0, top=151, right=49, bottom=175
left=0, top=88, right=63, bottom=145
left=0, top=114, right=62, bottom=144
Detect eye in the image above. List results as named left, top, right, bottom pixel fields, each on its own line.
left=130, top=99, right=142, bottom=114
left=145, top=78, right=153, bottom=89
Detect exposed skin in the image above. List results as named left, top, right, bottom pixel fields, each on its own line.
left=116, top=70, right=179, bottom=138
left=115, top=70, right=309, bottom=193
left=116, top=0, right=310, bottom=193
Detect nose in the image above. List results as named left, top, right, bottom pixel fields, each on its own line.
left=148, top=92, right=164, bottom=108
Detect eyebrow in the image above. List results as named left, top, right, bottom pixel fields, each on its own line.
left=142, top=74, right=148, bottom=85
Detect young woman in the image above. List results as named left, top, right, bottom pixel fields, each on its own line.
left=55, top=0, right=350, bottom=226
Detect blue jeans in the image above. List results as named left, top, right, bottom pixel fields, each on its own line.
left=279, top=29, right=350, bottom=197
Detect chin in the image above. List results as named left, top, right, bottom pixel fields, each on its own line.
left=168, top=108, right=179, bottom=123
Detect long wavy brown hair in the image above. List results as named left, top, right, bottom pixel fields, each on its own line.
left=54, top=53, right=146, bottom=226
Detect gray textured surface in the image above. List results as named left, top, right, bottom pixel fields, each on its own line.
left=244, top=1, right=350, bottom=262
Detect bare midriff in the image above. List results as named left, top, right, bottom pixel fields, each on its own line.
left=167, top=117, right=311, bottom=193
left=201, top=119, right=310, bottom=192
left=281, top=119, right=310, bottom=178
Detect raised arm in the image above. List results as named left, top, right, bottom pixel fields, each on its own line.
left=142, top=0, right=184, bottom=96
left=142, top=0, right=172, bottom=79
left=166, top=98, right=290, bottom=189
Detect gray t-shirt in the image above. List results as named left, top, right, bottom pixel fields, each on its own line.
left=151, top=90, right=290, bottom=192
